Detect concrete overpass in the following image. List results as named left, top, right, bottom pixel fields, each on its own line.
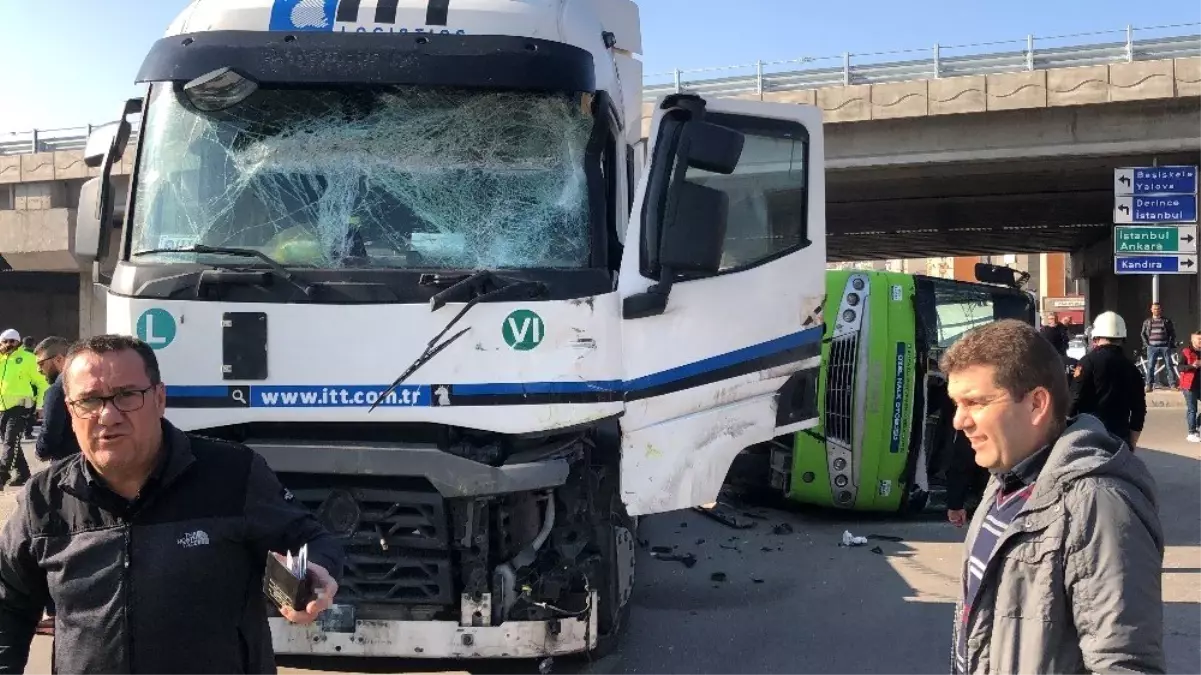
left=1, top=25, right=1199, bottom=340
left=636, top=27, right=1201, bottom=334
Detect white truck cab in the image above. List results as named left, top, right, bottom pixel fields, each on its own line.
left=76, top=0, right=827, bottom=659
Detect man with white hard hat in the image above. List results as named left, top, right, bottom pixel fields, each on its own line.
left=0, top=328, right=49, bottom=487
left=1069, top=312, right=1147, bottom=450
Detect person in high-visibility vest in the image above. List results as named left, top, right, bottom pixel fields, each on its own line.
left=0, top=329, right=48, bottom=487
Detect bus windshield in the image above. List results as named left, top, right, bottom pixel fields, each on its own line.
left=919, top=278, right=1035, bottom=349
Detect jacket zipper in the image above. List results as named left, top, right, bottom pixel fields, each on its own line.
left=123, top=521, right=134, bottom=672
left=1, top=356, right=9, bottom=410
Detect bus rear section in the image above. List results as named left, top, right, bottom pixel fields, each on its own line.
left=773, top=269, right=1038, bottom=514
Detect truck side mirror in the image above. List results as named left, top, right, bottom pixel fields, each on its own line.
left=658, top=181, right=727, bottom=274
left=624, top=114, right=745, bottom=319
left=656, top=122, right=742, bottom=275
left=83, top=123, right=120, bottom=169
left=75, top=177, right=103, bottom=263
left=78, top=97, right=142, bottom=264
left=83, top=98, right=141, bottom=168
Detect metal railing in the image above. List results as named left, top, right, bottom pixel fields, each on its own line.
left=1, top=22, right=1198, bottom=157
left=0, top=123, right=142, bottom=158
left=644, top=23, right=1200, bottom=100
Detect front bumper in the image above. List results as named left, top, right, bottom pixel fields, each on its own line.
left=268, top=595, right=597, bottom=658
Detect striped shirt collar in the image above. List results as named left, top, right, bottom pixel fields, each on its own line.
left=993, top=443, right=1052, bottom=494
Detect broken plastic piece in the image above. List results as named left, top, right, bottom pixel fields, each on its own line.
left=650, top=551, right=697, bottom=568
left=771, top=523, right=794, bottom=535
left=693, top=503, right=756, bottom=529
left=840, top=530, right=868, bottom=547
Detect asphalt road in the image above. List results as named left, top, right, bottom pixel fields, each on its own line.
left=6, top=410, right=1199, bottom=674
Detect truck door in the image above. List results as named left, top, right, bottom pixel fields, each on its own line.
left=617, top=94, right=826, bottom=516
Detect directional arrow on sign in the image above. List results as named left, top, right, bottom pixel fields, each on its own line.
left=1114, top=254, right=1198, bottom=274
left=1119, top=174, right=1132, bottom=186
left=1118, top=203, right=1130, bottom=215
left=1184, top=232, right=1196, bottom=244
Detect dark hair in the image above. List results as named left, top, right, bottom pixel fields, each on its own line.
left=21, top=336, right=35, bottom=350
left=34, top=336, right=71, bottom=358
left=939, top=319, right=1070, bottom=426
left=64, top=334, right=162, bottom=394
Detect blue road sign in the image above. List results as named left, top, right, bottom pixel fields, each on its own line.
left=1113, top=195, right=1198, bottom=224
left=1113, top=166, right=1198, bottom=196
left=1114, top=254, right=1198, bottom=275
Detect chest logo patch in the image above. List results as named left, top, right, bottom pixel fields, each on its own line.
left=177, top=530, right=211, bottom=549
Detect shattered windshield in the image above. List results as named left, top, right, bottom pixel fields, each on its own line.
left=130, top=84, right=596, bottom=270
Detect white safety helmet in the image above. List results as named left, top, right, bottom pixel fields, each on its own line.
left=0, top=329, right=19, bottom=342
left=1090, top=311, right=1127, bottom=340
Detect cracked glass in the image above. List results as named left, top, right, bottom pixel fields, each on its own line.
left=130, top=84, right=596, bottom=270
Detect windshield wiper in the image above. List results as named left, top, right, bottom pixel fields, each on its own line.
left=370, top=272, right=549, bottom=412
left=132, top=245, right=315, bottom=298
left=428, top=270, right=547, bottom=311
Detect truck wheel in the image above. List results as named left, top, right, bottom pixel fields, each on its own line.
left=589, top=470, right=635, bottom=658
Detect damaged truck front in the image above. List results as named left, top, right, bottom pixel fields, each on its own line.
left=73, top=0, right=829, bottom=660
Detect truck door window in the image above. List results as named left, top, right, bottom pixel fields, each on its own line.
left=688, top=114, right=809, bottom=274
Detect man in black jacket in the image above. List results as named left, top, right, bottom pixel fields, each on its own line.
left=0, top=334, right=345, bottom=673
left=1038, top=312, right=1070, bottom=358
left=32, top=336, right=78, bottom=464
left=1070, top=311, right=1147, bottom=449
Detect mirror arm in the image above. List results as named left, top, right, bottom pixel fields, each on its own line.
left=622, top=266, right=676, bottom=320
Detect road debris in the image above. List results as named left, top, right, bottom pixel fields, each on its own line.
left=840, top=530, right=868, bottom=547
left=868, top=534, right=904, bottom=542
left=650, top=545, right=674, bottom=555
left=870, top=546, right=885, bottom=555
left=772, top=523, right=794, bottom=535
left=651, top=550, right=697, bottom=568
left=710, top=572, right=727, bottom=582
left=692, top=502, right=757, bottom=529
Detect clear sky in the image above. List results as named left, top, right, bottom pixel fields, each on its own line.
left=0, top=0, right=1197, bottom=132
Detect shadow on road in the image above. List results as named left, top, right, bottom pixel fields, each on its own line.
left=276, top=655, right=557, bottom=674
left=1133, top=447, right=1201, bottom=548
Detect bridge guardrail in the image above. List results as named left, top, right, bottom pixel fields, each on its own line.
left=643, top=27, right=1200, bottom=99
left=2, top=23, right=1199, bottom=156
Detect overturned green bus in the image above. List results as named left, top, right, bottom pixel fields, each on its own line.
left=740, top=265, right=1037, bottom=513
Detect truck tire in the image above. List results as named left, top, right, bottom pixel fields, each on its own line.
left=589, top=467, right=635, bottom=659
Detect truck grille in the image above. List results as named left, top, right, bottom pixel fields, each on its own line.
left=287, top=481, right=454, bottom=606
left=825, top=333, right=859, bottom=446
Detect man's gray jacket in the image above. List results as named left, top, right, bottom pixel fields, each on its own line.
left=0, top=420, right=345, bottom=673
left=952, top=414, right=1165, bottom=674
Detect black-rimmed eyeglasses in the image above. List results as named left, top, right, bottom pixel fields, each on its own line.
left=68, top=386, right=157, bottom=418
